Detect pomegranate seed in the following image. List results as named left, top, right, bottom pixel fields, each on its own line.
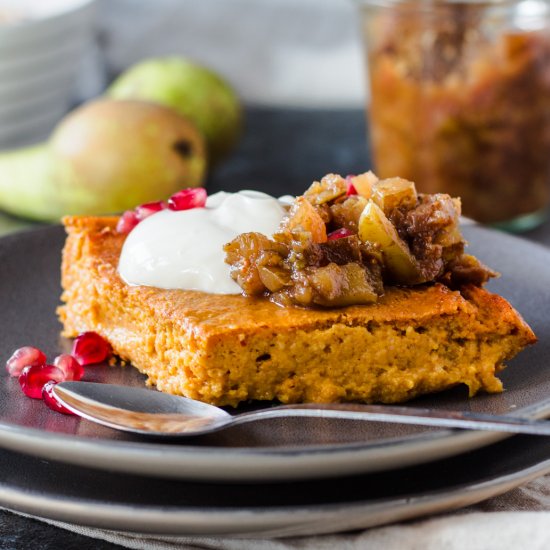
left=116, top=210, right=139, bottom=234
left=327, top=228, right=354, bottom=241
left=19, top=365, right=65, bottom=399
left=42, top=381, right=76, bottom=416
left=345, top=175, right=358, bottom=196
left=72, top=331, right=111, bottom=365
left=53, top=354, right=84, bottom=381
left=346, top=183, right=358, bottom=196
left=6, top=346, right=46, bottom=377
left=168, top=188, right=207, bottom=211
left=135, top=200, right=168, bottom=221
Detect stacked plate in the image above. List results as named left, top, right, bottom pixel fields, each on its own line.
left=0, top=0, right=96, bottom=148
left=0, top=224, right=549, bottom=535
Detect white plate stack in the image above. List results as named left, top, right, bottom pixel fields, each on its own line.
left=0, top=0, right=96, bottom=148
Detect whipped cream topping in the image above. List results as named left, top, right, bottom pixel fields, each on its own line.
left=118, top=191, right=288, bottom=294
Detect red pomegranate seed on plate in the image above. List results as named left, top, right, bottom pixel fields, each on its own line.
left=19, top=365, right=65, bottom=399
left=6, top=346, right=47, bottom=377
left=135, top=200, right=168, bottom=221
left=72, top=331, right=111, bottom=366
left=53, top=354, right=84, bottom=381
left=168, top=188, right=207, bottom=211
left=327, top=228, right=354, bottom=241
left=42, top=381, right=76, bottom=415
left=116, top=210, right=140, bottom=234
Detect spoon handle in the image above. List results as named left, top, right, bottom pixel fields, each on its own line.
left=233, top=403, right=550, bottom=436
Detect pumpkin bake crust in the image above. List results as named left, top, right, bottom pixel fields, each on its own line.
left=58, top=216, right=536, bottom=407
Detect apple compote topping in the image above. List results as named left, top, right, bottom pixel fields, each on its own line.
left=366, top=7, right=550, bottom=225
left=224, top=172, right=496, bottom=308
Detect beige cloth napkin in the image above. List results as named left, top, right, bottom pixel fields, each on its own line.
left=10, top=473, right=550, bottom=550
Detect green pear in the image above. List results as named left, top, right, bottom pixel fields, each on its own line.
left=0, top=99, right=206, bottom=221
left=107, top=57, right=242, bottom=165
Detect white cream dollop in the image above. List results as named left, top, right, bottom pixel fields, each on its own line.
left=118, top=190, right=287, bottom=294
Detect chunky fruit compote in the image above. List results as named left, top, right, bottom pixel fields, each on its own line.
left=367, top=8, right=550, bottom=224
left=224, top=172, right=496, bottom=308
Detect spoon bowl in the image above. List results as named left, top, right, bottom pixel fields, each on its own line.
left=52, top=382, right=550, bottom=439
left=54, top=382, right=234, bottom=436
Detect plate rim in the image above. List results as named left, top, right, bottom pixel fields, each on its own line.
left=0, top=446, right=549, bottom=537
left=0, top=416, right=510, bottom=481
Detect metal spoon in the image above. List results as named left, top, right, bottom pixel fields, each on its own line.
left=53, top=382, right=550, bottom=438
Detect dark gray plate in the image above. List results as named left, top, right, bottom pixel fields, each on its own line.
left=0, top=225, right=549, bottom=482
left=0, top=431, right=549, bottom=536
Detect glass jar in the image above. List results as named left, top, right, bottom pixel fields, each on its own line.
left=357, top=0, right=550, bottom=230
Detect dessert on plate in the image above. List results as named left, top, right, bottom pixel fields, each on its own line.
left=58, top=172, right=536, bottom=407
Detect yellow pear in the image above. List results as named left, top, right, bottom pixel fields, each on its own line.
left=0, top=99, right=206, bottom=221
left=108, top=57, right=241, bottom=165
